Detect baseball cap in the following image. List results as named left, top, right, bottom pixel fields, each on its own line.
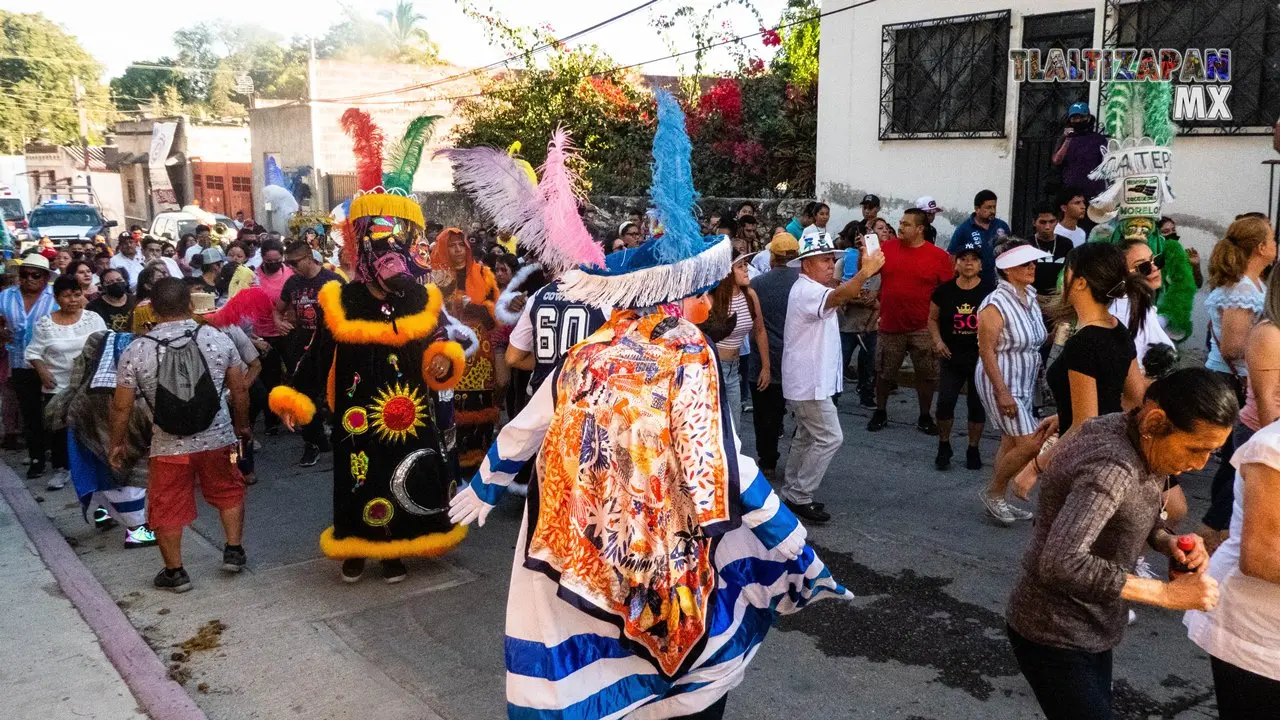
left=1068, top=101, right=1090, bottom=118
left=956, top=241, right=983, bottom=259
left=200, top=247, right=227, bottom=266
left=767, top=231, right=800, bottom=255
left=860, top=194, right=881, bottom=208
left=915, top=196, right=942, bottom=213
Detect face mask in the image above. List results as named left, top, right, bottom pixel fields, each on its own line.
left=104, top=281, right=128, bottom=298
left=262, top=261, right=283, bottom=274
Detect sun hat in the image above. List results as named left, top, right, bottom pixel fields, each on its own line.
left=190, top=292, right=217, bottom=315
left=18, top=254, right=51, bottom=273
left=995, top=244, right=1052, bottom=269
left=768, top=231, right=799, bottom=255
left=786, top=226, right=840, bottom=268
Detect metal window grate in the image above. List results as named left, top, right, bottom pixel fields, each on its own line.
left=1103, top=0, right=1280, bottom=135
left=205, top=175, right=225, bottom=190
left=879, top=10, right=1011, bottom=140
left=231, top=176, right=251, bottom=192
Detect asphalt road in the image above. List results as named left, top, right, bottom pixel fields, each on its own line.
left=23, top=386, right=1223, bottom=719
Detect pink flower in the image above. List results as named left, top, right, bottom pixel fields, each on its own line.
left=760, top=28, right=782, bottom=47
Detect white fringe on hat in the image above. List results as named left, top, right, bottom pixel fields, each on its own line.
left=441, top=309, right=480, bottom=360
left=558, top=238, right=731, bottom=309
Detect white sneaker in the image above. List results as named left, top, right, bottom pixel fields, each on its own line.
left=1006, top=503, right=1034, bottom=521
left=46, top=470, right=68, bottom=491
left=124, top=525, right=157, bottom=548
left=980, top=491, right=1016, bottom=526
left=1128, top=609, right=1137, bottom=625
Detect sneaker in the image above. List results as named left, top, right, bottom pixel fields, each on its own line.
left=858, top=396, right=877, bottom=409
left=742, top=402, right=753, bottom=414
left=26, top=461, right=46, bottom=480
left=980, top=491, right=1016, bottom=527
left=341, top=558, right=366, bottom=583
left=934, top=442, right=952, bottom=471
left=1005, top=503, right=1034, bottom=521
left=866, top=409, right=888, bottom=432
left=252, top=439, right=262, bottom=451
left=382, top=559, right=407, bottom=584
left=221, top=545, right=247, bottom=573
left=966, top=446, right=983, bottom=470
left=783, top=500, right=831, bottom=524
left=1127, top=609, right=1137, bottom=626
left=45, top=469, right=68, bottom=490
left=298, top=443, right=321, bottom=467
left=916, top=415, right=939, bottom=436
left=94, top=507, right=118, bottom=531
left=154, top=567, right=192, bottom=593
left=124, top=525, right=157, bottom=548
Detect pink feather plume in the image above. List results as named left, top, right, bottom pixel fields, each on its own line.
left=537, top=127, right=605, bottom=272
left=435, top=145, right=546, bottom=252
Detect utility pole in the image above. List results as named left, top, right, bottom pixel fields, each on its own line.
left=73, top=76, right=89, bottom=171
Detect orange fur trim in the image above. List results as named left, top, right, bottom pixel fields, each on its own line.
left=319, top=524, right=467, bottom=559
left=458, top=449, right=485, bottom=468
left=327, top=357, right=337, bottom=412
left=318, top=280, right=443, bottom=346
left=268, top=386, right=316, bottom=426
left=423, top=341, right=466, bottom=391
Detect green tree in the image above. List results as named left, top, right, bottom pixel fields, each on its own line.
left=0, top=11, right=114, bottom=154
left=771, top=0, right=819, bottom=90
left=377, top=0, right=440, bottom=64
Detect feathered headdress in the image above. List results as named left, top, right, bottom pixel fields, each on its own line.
left=559, top=89, right=730, bottom=308
left=537, top=128, right=605, bottom=273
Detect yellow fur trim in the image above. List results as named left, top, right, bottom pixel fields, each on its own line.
left=318, top=280, right=443, bottom=346
left=349, top=193, right=425, bottom=229
left=423, top=341, right=466, bottom=391
left=268, top=386, right=316, bottom=425
left=326, top=357, right=337, bottom=412
left=318, top=524, right=467, bottom=559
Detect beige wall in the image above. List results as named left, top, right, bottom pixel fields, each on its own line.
left=249, top=104, right=314, bottom=222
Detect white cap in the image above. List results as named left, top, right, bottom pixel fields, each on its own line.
left=915, top=196, right=942, bottom=213
left=995, top=244, right=1053, bottom=269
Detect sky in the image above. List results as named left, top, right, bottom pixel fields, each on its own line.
left=8, top=0, right=789, bottom=82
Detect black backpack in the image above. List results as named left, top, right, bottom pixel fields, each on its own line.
left=140, top=326, right=223, bottom=436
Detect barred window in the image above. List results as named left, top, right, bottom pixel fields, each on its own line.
left=880, top=11, right=1011, bottom=140
left=1110, top=0, right=1280, bottom=133
left=192, top=174, right=202, bottom=188
left=231, top=176, right=251, bottom=192
left=205, top=175, right=225, bottom=190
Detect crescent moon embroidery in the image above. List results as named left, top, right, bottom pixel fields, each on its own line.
left=390, top=448, right=444, bottom=516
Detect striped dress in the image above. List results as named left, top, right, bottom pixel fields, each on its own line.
left=470, top=308, right=850, bottom=718
left=975, top=280, right=1046, bottom=436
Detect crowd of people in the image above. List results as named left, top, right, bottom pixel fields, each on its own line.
left=1, top=101, right=1277, bottom=718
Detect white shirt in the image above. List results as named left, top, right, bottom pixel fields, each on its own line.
left=246, top=248, right=263, bottom=269
left=109, top=252, right=146, bottom=288
left=509, top=300, right=534, bottom=352
left=1055, top=222, right=1087, bottom=248
left=24, top=311, right=107, bottom=393
left=1108, top=296, right=1173, bottom=370
left=1185, top=423, right=1280, bottom=682
left=782, top=273, right=842, bottom=401
left=750, top=249, right=772, bottom=275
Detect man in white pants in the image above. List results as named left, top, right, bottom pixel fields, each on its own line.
left=780, top=228, right=884, bottom=523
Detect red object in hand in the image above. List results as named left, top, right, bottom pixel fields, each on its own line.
left=1169, top=534, right=1198, bottom=579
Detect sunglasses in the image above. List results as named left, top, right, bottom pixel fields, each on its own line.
left=1133, top=253, right=1164, bottom=277
left=18, top=271, right=47, bottom=280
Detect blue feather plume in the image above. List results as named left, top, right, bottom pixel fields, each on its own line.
left=647, top=90, right=702, bottom=264
left=264, top=156, right=286, bottom=188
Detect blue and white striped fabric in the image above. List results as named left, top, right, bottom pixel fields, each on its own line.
left=0, top=285, right=56, bottom=370
left=471, top=379, right=851, bottom=719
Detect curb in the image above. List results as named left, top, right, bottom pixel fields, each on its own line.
left=0, top=464, right=207, bottom=720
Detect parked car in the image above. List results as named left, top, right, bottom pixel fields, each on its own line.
left=0, top=194, right=27, bottom=241
left=26, top=201, right=115, bottom=247
left=149, top=211, right=238, bottom=241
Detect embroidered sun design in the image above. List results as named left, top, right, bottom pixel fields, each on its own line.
left=368, top=382, right=428, bottom=443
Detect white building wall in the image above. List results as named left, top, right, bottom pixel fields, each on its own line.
left=817, top=0, right=1275, bottom=259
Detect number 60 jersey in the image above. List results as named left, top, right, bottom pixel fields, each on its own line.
left=508, top=279, right=609, bottom=396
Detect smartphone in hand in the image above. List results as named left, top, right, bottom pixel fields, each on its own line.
left=862, top=233, right=881, bottom=257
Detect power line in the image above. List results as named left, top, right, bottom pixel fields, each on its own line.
left=311, top=0, right=664, bottom=104
left=0, top=54, right=217, bottom=74
left=307, top=0, right=872, bottom=107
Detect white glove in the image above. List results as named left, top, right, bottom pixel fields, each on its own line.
left=448, top=484, right=495, bottom=527
left=771, top=524, right=808, bottom=561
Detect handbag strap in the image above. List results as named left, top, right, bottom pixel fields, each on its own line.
left=1208, top=321, right=1244, bottom=379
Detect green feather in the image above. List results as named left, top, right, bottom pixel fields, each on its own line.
left=1143, top=81, right=1175, bottom=146
left=382, top=115, right=441, bottom=193
left=1102, top=81, right=1132, bottom=138
left=1155, top=233, right=1195, bottom=342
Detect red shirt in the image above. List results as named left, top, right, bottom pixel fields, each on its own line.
left=877, top=238, right=954, bottom=333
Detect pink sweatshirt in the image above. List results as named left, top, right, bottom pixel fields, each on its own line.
left=253, top=266, right=294, bottom=338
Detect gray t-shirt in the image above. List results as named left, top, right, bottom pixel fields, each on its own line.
left=118, top=319, right=245, bottom=457
left=749, top=266, right=800, bottom=386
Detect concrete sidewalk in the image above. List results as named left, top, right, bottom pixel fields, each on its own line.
left=0, top=488, right=147, bottom=720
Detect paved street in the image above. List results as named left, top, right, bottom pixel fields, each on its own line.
left=13, top=388, right=1222, bottom=720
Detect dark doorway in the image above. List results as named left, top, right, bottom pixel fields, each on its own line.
left=1010, top=10, right=1095, bottom=237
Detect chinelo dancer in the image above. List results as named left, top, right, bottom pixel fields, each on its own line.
left=269, top=109, right=471, bottom=584
left=449, top=91, right=853, bottom=719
